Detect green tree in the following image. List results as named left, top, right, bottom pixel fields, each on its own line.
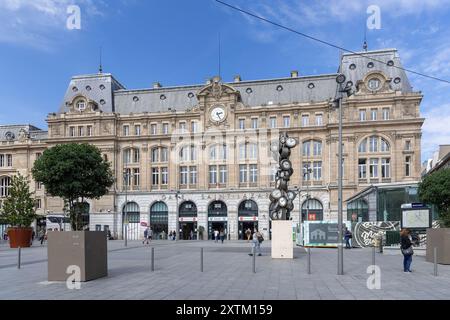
left=1, top=173, right=37, bottom=228
left=418, top=168, right=450, bottom=228
left=32, top=143, right=114, bottom=231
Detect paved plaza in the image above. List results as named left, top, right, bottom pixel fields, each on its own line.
left=1, top=239, right=450, bottom=300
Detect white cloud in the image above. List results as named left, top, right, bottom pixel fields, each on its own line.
left=422, top=105, right=450, bottom=160
left=0, top=0, right=106, bottom=49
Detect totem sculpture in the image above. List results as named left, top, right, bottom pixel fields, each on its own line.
left=269, top=133, right=298, bottom=221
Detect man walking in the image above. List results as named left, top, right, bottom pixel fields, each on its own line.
left=143, top=227, right=149, bottom=245
left=249, top=229, right=263, bottom=256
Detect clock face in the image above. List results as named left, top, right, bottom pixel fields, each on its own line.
left=210, top=106, right=226, bottom=123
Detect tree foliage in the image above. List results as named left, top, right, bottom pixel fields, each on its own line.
left=418, top=168, right=450, bottom=228
left=1, top=173, right=37, bottom=228
left=32, top=143, right=114, bottom=231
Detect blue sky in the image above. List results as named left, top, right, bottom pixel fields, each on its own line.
left=1, top=0, right=450, bottom=162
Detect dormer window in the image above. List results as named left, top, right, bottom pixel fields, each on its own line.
left=368, top=78, right=381, bottom=91
left=77, top=101, right=86, bottom=111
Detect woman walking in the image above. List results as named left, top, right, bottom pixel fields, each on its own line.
left=219, top=229, right=225, bottom=244
left=400, top=228, right=414, bottom=272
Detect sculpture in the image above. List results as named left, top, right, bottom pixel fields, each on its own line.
left=269, top=133, right=298, bottom=221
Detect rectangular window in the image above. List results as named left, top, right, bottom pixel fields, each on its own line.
left=133, top=149, right=140, bottom=163
left=78, top=126, right=84, bottom=137
left=283, top=116, right=291, bottom=128
left=313, top=161, right=322, bottom=180
left=180, top=166, right=188, bottom=185
left=36, top=199, right=42, bottom=209
left=161, top=148, right=168, bottom=162
left=251, top=118, right=258, bottom=129
left=179, top=122, right=186, bottom=134
left=405, top=156, right=412, bottom=177
left=123, top=125, right=130, bottom=136
left=382, top=108, right=390, bottom=120
left=209, top=165, right=217, bottom=184
left=162, top=123, right=169, bottom=135
left=405, top=140, right=411, bottom=151
left=270, top=117, right=277, bottom=128
left=87, top=126, right=93, bottom=137
left=0, top=154, right=3, bottom=167
left=124, top=168, right=132, bottom=187
left=302, top=115, right=309, bottom=127
left=189, top=166, right=197, bottom=185
left=369, top=137, right=378, bottom=153
left=302, top=142, right=311, bottom=157
left=151, top=124, right=157, bottom=135
left=152, top=168, right=160, bottom=186
left=239, top=144, right=246, bottom=160
left=370, top=159, right=379, bottom=178
left=219, top=165, right=227, bottom=184
left=249, top=144, right=258, bottom=159
left=133, top=168, right=140, bottom=187
left=316, top=114, right=323, bottom=126
left=371, top=109, right=377, bottom=121
left=239, top=165, right=248, bottom=183
left=359, top=109, right=366, bottom=121
left=161, top=167, right=168, bottom=185
left=303, top=163, right=311, bottom=181
left=6, top=155, right=12, bottom=167
left=313, top=141, right=322, bottom=156
left=70, top=127, right=75, bottom=137
left=382, top=158, right=390, bottom=178
left=249, top=164, right=258, bottom=183
left=358, top=159, right=367, bottom=179
left=239, top=119, right=245, bottom=130
left=135, top=125, right=141, bottom=136
left=191, top=121, right=198, bottom=133
left=221, top=145, right=227, bottom=160
left=123, top=150, right=131, bottom=165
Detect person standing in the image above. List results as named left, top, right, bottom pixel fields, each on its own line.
left=143, top=227, right=149, bottom=245
left=214, top=229, right=219, bottom=243
left=219, top=229, right=225, bottom=244
left=344, top=228, right=352, bottom=249
left=190, top=230, right=194, bottom=240
left=148, top=228, right=153, bottom=242
left=173, top=230, right=177, bottom=241
left=249, top=229, right=263, bottom=256
left=245, top=228, right=252, bottom=242
left=169, top=230, right=173, bottom=240
left=39, top=229, right=46, bottom=245
left=400, top=228, right=414, bottom=272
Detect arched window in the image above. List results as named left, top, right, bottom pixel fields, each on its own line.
left=302, top=140, right=322, bottom=157
left=359, top=136, right=390, bottom=153
left=151, top=148, right=159, bottom=162
left=150, top=201, right=169, bottom=239
left=358, top=136, right=392, bottom=182
left=179, top=145, right=197, bottom=162
left=179, top=201, right=197, bottom=217
left=0, top=176, right=11, bottom=198
left=301, top=199, right=324, bottom=221
left=123, top=148, right=140, bottom=164
left=209, top=145, right=217, bottom=160
left=77, top=100, right=86, bottom=111
left=209, top=144, right=226, bottom=161
left=161, top=147, right=168, bottom=162
left=239, top=143, right=257, bottom=160
left=238, top=200, right=258, bottom=217
left=123, top=202, right=140, bottom=223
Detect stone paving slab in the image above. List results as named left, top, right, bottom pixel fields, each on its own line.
left=1, top=240, right=450, bottom=300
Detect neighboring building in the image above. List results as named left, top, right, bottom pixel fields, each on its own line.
left=0, top=48, right=424, bottom=241
left=422, top=145, right=450, bottom=176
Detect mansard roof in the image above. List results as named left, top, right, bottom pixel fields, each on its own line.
left=0, top=125, right=48, bottom=142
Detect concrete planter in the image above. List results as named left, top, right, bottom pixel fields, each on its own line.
left=426, top=228, right=450, bottom=265
left=48, top=231, right=108, bottom=282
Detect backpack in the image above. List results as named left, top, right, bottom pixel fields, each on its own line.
left=257, top=233, right=264, bottom=243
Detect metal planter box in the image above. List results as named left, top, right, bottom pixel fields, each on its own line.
left=426, top=228, right=450, bottom=265
left=48, top=231, right=108, bottom=282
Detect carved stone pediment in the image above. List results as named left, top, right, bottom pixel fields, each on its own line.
left=66, top=94, right=99, bottom=114
left=197, top=77, right=240, bottom=101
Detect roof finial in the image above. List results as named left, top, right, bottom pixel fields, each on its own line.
left=99, top=46, right=103, bottom=74
left=363, top=24, right=368, bottom=52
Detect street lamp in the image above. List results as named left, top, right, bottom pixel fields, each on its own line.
left=174, top=190, right=181, bottom=241
left=335, top=73, right=353, bottom=275
left=123, top=170, right=131, bottom=247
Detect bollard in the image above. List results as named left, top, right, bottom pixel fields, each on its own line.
left=434, top=247, right=438, bottom=277
left=307, top=248, right=311, bottom=275
left=200, top=248, right=204, bottom=273
left=151, top=247, right=155, bottom=272
left=18, top=247, right=21, bottom=269
left=372, top=246, right=376, bottom=273
left=252, top=247, right=256, bottom=273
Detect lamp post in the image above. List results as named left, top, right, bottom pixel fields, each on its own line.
left=175, top=190, right=181, bottom=241
left=123, top=170, right=130, bottom=247
left=335, top=73, right=353, bottom=275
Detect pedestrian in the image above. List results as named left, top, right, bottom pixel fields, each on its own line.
left=344, top=228, right=352, bottom=249
left=249, top=229, right=263, bottom=256
left=173, top=230, right=177, bottom=241
left=169, top=231, right=173, bottom=240
left=190, top=230, right=194, bottom=240
left=148, top=228, right=153, bottom=242
left=39, top=229, right=46, bottom=245
left=220, top=229, right=225, bottom=244
left=143, top=227, right=149, bottom=245
left=214, top=229, right=219, bottom=243
left=245, top=228, right=252, bottom=242
left=400, top=228, right=414, bottom=272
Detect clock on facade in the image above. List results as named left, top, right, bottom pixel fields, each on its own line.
left=210, top=105, right=227, bottom=124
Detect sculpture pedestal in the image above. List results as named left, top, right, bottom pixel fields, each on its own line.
left=271, top=221, right=293, bottom=259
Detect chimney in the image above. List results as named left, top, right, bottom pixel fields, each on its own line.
left=291, top=70, right=299, bottom=78
left=153, top=82, right=162, bottom=89
left=234, top=75, right=242, bottom=83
